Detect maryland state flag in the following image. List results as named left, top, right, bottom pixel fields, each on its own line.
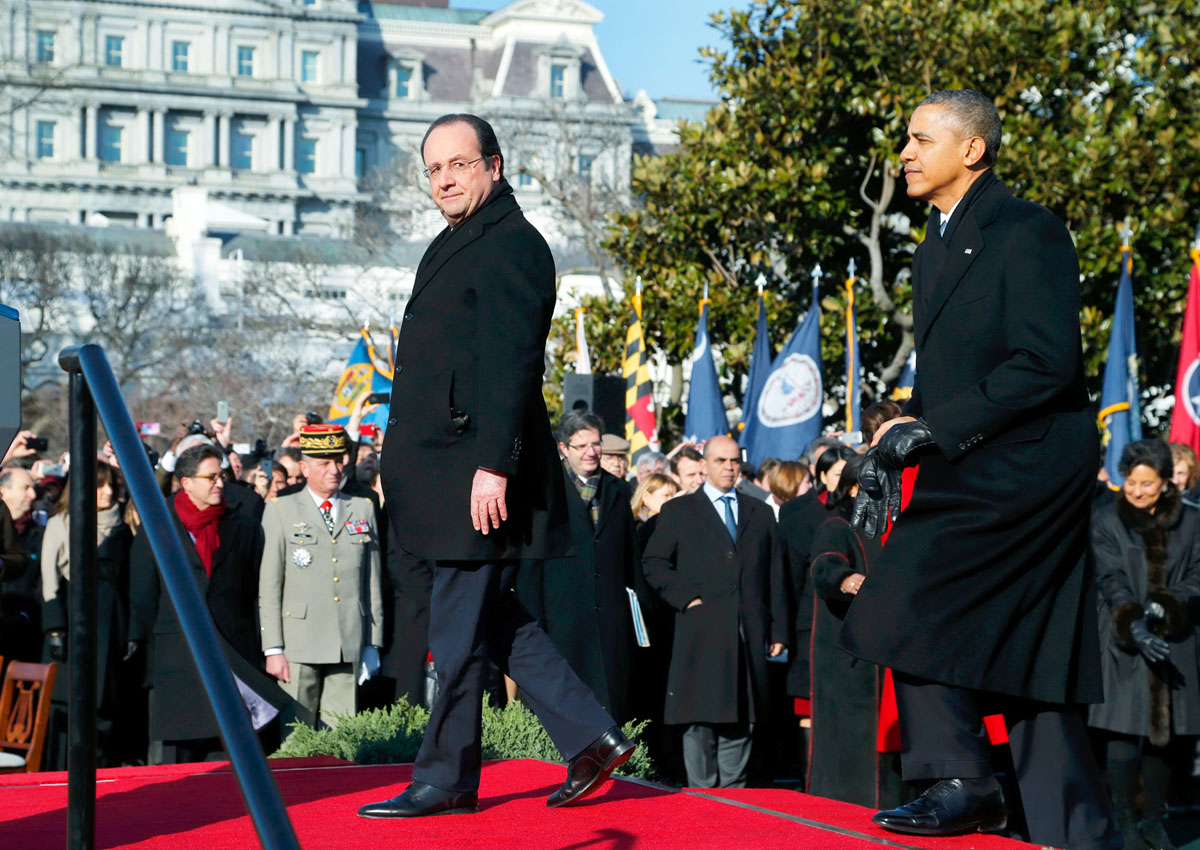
left=328, top=326, right=395, bottom=433
left=624, top=288, right=658, bottom=462
left=1169, top=248, right=1200, bottom=451
left=1098, top=243, right=1143, bottom=485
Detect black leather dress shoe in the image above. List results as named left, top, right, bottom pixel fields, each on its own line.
left=546, top=726, right=635, bottom=808
left=357, top=781, right=478, bottom=818
left=872, top=778, right=1007, bottom=836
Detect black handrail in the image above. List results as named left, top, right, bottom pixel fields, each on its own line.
left=59, top=344, right=301, bottom=850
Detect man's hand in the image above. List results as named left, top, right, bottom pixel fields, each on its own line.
left=348, top=392, right=378, bottom=434
left=851, top=450, right=902, bottom=539
left=768, top=642, right=785, bottom=657
left=686, top=597, right=703, bottom=609
left=3, top=431, right=38, bottom=464
left=876, top=418, right=936, bottom=468
left=102, top=441, right=120, bottom=469
left=210, top=417, right=233, bottom=449
left=266, top=653, right=291, bottom=683
left=871, top=416, right=917, bottom=447
left=471, top=468, right=509, bottom=535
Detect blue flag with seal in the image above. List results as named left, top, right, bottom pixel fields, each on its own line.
left=1098, top=242, right=1142, bottom=486
left=328, top=328, right=393, bottom=434
left=684, top=297, right=729, bottom=442
left=739, top=286, right=771, bottom=448
left=740, top=273, right=824, bottom=466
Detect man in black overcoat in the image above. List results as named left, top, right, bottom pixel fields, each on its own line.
left=642, top=435, right=788, bottom=788
left=129, top=443, right=297, bottom=762
left=360, top=114, right=631, bottom=819
left=517, top=409, right=645, bottom=724
left=841, top=90, right=1118, bottom=850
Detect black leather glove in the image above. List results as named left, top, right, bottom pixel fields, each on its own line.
left=1129, top=619, right=1170, bottom=663
left=46, top=630, right=67, bottom=663
left=876, top=418, right=936, bottom=468
left=851, top=450, right=902, bottom=539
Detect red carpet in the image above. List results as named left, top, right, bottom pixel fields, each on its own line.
left=0, top=757, right=1037, bottom=850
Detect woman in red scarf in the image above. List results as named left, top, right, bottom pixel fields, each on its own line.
left=129, top=442, right=286, bottom=763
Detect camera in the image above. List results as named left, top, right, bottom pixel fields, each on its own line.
left=305, top=411, right=322, bottom=426
left=26, top=436, right=48, bottom=452
left=367, top=392, right=390, bottom=405
left=187, top=420, right=206, bottom=436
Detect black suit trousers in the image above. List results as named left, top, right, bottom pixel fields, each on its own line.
left=893, top=673, right=1119, bottom=850
left=413, top=560, right=614, bottom=792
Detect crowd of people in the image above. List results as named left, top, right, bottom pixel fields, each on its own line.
left=0, top=392, right=1198, bottom=840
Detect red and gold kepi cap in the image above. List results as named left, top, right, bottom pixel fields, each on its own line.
left=299, top=424, right=348, bottom=458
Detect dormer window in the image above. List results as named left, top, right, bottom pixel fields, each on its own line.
left=536, top=42, right=583, bottom=101
left=388, top=55, right=423, bottom=100
left=550, top=65, right=565, bottom=99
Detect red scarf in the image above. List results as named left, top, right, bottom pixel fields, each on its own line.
left=174, top=489, right=226, bottom=576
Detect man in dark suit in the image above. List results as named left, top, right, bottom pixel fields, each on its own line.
left=360, top=114, right=631, bottom=819
left=130, top=443, right=294, bottom=763
left=643, top=435, right=787, bottom=788
left=843, top=90, right=1118, bottom=850
left=517, top=410, right=644, bottom=724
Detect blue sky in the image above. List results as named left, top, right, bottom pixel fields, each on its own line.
left=468, top=0, right=732, bottom=101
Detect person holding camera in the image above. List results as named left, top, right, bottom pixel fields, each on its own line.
left=1088, top=439, right=1200, bottom=850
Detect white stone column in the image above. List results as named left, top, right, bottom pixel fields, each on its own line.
left=281, top=218, right=293, bottom=235
left=341, top=35, right=353, bottom=84
left=283, top=118, right=295, bottom=171
left=218, top=113, right=231, bottom=167
left=280, top=31, right=293, bottom=80
left=152, top=109, right=165, bottom=163
left=137, top=108, right=150, bottom=162
left=342, top=120, right=355, bottom=178
left=147, top=21, right=160, bottom=70
left=84, top=105, right=97, bottom=159
left=203, top=110, right=216, bottom=165
left=136, top=211, right=149, bottom=228
left=215, top=24, right=227, bottom=75
left=266, top=115, right=281, bottom=171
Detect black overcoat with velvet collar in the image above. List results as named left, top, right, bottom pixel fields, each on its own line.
left=839, top=171, right=1103, bottom=704
left=380, top=179, right=570, bottom=562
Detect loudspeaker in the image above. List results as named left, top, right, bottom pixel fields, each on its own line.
left=0, top=304, right=20, bottom=460
left=562, top=374, right=625, bottom=435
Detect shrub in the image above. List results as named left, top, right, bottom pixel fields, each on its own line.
left=272, top=695, right=658, bottom=781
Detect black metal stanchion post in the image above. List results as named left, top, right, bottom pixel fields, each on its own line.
left=62, top=350, right=98, bottom=850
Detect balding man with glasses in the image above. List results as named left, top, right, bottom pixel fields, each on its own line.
left=362, top=114, right=632, bottom=820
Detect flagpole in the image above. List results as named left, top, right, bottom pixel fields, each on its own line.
left=845, top=259, right=858, bottom=433
left=633, top=275, right=643, bottom=321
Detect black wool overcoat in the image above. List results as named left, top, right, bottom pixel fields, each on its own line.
left=777, top=490, right=827, bottom=701
left=1088, top=495, right=1200, bottom=739
left=839, top=171, right=1103, bottom=705
left=380, top=179, right=570, bottom=563
left=129, top=503, right=292, bottom=742
left=808, top=513, right=907, bottom=809
left=642, top=490, right=788, bottom=725
left=517, top=467, right=644, bottom=723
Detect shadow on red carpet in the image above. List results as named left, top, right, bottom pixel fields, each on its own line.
left=0, top=757, right=1038, bottom=850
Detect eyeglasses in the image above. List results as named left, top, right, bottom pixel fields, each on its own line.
left=567, top=441, right=603, bottom=452
left=190, top=474, right=225, bottom=485
left=423, top=157, right=485, bottom=180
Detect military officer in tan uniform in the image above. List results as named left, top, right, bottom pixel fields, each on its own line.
left=259, top=424, right=384, bottom=729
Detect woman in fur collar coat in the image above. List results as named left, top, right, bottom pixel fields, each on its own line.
left=1089, top=439, right=1200, bottom=850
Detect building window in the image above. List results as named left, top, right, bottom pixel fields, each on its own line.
left=232, top=133, right=254, bottom=170
left=395, top=65, right=411, bottom=98
left=297, top=137, right=317, bottom=174
left=355, top=148, right=365, bottom=180
left=172, top=41, right=189, bottom=72
left=105, top=35, right=124, bottom=67
left=550, top=64, right=565, bottom=99
left=36, top=30, right=55, bottom=64
left=577, top=154, right=594, bottom=179
left=100, top=123, right=123, bottom=162
left=301, top=51, right=318, bottom=83
left=36, top=121, right=55, bottom=159
left=302, top=0, right=318, bottom=5
left=166, top=128, right=189, bottom=166
left=237, top=46, right=254, bottom=77
left=518, top=170, right=532, bottom=188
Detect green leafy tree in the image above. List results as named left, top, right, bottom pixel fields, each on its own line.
left=602, top=0, right=1200, bottom=431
